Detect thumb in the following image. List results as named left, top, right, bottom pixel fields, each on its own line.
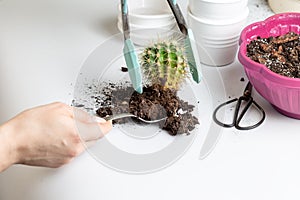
left=76, top=118, right=112, bottom=142
left=95, top=117, right=112, bottom=135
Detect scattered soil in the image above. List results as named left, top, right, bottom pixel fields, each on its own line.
left=121, top=66, right=128, bottom=72
left=96, top=83, right=199, bottom=136
left=247, top=31, right=300, bottom=78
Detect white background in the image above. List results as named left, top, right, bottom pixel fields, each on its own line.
left=1, top=0, right=300, bottom=200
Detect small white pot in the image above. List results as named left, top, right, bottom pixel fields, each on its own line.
left=117, top=13, right=176, bottom=28
left=188, top=0, right=248, bottom=20
left=187, top=8, right=248, bottom=66
left=198, top=44, right=239, bottom=66
left=117, top=0, right=174, bottom=27
left=117, top=22, right=176, bottom=46
left=187, top=7, right=248, bottom=39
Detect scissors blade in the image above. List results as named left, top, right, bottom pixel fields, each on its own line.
left=166, top=0, right=201, bottom=83
left=185, top=29, right=202, bottom=83
left=166, top=0, right=188, bottom=35
left=121, top=0, right=128, bottom=35
left=243, top=81, right=253, bottom=97
left=199, top=121, right=223, bottom=159
left=123, top=39, right=143, bottom=94
left=121, top=0, right=143, bottom=94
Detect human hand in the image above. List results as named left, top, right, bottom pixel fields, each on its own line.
left=0, top=102, right=112, bottom=171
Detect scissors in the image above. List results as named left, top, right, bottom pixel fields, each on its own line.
left=121, top=0, right=143, bottom=94
left=120, top=0, right=201, bottom=94
left=213, top=82, right=266, bottom=130
left=166, top=0, right=201, bottom=83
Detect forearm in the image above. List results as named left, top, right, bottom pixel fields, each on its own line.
left=0, top=122, right=18, bottom=172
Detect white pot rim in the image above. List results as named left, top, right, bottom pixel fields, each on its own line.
left=196, top=0, right=247, bottom=4
left=117, top=3, right=173, bottom=20
left=187, top=7, right=249, bottom=25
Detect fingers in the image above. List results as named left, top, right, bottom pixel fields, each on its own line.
left=71, top=108, right=112, bottom=132
left=84, top=140, right=97, bottom=148
left=78, top=121, right=112, bottom=149
left=71, top=106, right=112, bottom=141
left=75, top=118, right=112, bottom=142
left=95, top=117, right=113, bottom=135
left=81, top=121, right=111, bottom=148
left=64, top=105, right=113, bottom=147
left=72, top=107, right=95, bottom=123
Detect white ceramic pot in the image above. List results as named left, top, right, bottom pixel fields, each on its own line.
left=268, top=0, right=300, bottom=13
left=117, top=0, right=174, bottom=27
left=187, top=7, right=248, bottom=39
left=187, top=8, right=248, bottom=66
left=195, top=36, right=239, bottom=66
left=117, top=13, right=176, bottom=28
left=117, top=22, right=176, bottom=46
left=188, top=0, right=248, bottom=19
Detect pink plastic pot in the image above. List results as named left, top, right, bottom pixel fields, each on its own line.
left=238, top=12, right=300, bottom=119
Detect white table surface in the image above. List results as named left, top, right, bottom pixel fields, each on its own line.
left=1, top=0, right=300, bottom=200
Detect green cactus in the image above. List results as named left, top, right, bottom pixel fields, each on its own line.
left=139, top=40, right=189, bottom=90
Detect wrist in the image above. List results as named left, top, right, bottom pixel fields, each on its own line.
left=0, top=121, right=19, bottom=172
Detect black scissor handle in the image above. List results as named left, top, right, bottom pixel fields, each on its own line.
left=235, top=99, right=266, bottom=130
left=213, top=98, right=238, bottom=128
left=213, top=97, right=266, bottom=130
left=234, top=96, right=254, bottom=129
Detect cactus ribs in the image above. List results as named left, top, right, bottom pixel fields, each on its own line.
left=96, top=83, right=199, bottom=136
left=140, top=41, right=189, bottom=90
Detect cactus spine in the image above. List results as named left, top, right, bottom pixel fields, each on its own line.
left=140, top=40, right=189, bottom=90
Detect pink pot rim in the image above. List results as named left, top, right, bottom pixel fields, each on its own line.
left=238, top=12, right=300, bottom=87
